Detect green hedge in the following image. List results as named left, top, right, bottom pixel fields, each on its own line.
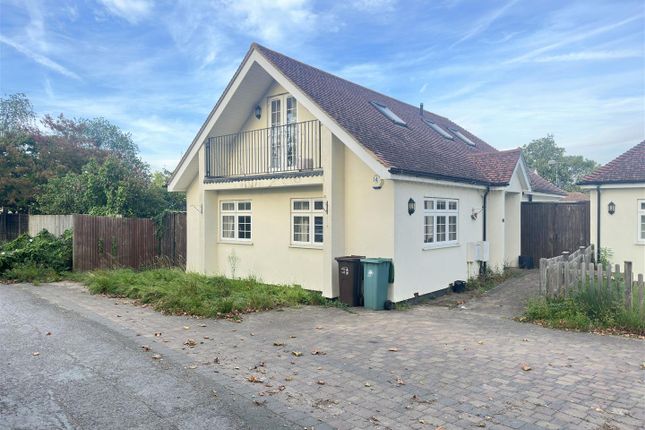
left=0, top=230, right=72, bottom=280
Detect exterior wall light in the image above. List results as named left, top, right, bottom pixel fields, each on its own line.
left=608, top=201, right=616, bottom=215
left=254, top=105, right=262, bottom=119
left=408, top=198, right=416, bottom=215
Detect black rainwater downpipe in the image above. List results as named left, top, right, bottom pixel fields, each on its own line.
left=480, top=186, right=491, bottom=275
left=596, top=185, right=601, bottom=262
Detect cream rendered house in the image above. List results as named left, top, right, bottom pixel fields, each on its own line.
left=579, top=141, right=645, bottom=274
left=168, top=44, right=560, bottom=302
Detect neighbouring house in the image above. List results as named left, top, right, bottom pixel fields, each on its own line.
left=579, top=141, right=645, bottom=274
left=523, top=171, right=566, bottom=202
left=168, top=43, right=563, bottom=301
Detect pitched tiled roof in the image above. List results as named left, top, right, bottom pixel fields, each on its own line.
left=468, top=149, right=522, bottom=186
left=563, top=192, right=589, bottom=202
left=579, top=141, right=645, bottom=185
left=256, top=44, right=503, bottom=186
left=528, top=171, right=567, bottom=195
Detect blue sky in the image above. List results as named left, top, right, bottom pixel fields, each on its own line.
left=1, top=0, right=643, bottom=171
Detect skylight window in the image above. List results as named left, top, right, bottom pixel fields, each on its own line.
left=370, top=101, right=406, bottom=126
left=449, top=128, right=476, bottom=146
left=422, top=119, right=454, bottom=140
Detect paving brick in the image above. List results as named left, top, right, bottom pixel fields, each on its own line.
left=22, top=277, right=645, bottom=430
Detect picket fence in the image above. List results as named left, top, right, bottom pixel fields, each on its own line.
left=539, top=245, right=645, bottom=311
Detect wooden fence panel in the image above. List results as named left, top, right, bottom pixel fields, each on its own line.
left=521, top=201, right=590, bottom=263
left=72, top=213, right=186, bottom=271
left=0, top=213, right=29, bottom=243
left=73, top=215, right=157, bottom=271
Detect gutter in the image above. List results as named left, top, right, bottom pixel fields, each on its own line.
left=596, top=185, right=601, bottom=262
left=480, top=186, right=490, bottom=275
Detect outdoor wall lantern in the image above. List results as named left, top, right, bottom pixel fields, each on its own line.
left=254, top=105, right=262, bottom=119
left=408, top=198, right=416, bottom=215
left=608, top=201, right=616, bottom=215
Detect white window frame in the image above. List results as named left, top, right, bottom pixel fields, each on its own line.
left=638, top=199, right=645, bottom=243
left=290, top=198, right=324, bottom=247
left=423, top=197, right=459, bottom=249
left=220, top=200, right=252, bottom=242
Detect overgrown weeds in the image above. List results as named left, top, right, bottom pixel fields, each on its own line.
left=523, top=280, right=645, bottom=335
left=467, top=266, right=519, bottom=293
left=0, top=230, right=72, bottom=282
left=78, top=268, right=330, bottom=319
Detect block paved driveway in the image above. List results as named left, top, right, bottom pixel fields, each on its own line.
left=4, top=274, right=645, bottom=430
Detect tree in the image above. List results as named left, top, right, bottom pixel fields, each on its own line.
left=0, top=93, right=164, bottom=213
left=151, top=169, right=186, bottom=212
left=36, top=156, right=167, bottom=218
left=522, top=135, right=598, bottom=191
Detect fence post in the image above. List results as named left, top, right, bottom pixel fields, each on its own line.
left=561, top=251, right=570, bottom=295
left=624, top=261, right=632, bottom=310
left=539, top=258, right=547, bottom=295
left=588, top=262, right=595, bottom=292
left=590, top=244, right=595, bottom=263
left=637, top=274, right=644, bottom=314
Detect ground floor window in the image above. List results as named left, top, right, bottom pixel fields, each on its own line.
left=221, top=200, right=252, bottom=241
left=291, top=198, right=324, bottom=246
left=423, top=198, right=458, bottom=246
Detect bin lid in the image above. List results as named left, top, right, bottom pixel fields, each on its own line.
left=360, top=258, right=392, bottom=264
left=335, top=255, right=366, bottom=262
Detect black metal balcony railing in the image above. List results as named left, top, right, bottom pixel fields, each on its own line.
left=205, top=120, right=321, bottom=178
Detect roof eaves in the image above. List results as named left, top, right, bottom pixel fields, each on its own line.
left=388, top=168, right=500, bottom=187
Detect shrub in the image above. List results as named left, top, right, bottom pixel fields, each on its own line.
left=4, top=263, right=62, bottom=284
left=0, top=230, right=72, bottom=280
left=524, top=279, right=645, bottom=335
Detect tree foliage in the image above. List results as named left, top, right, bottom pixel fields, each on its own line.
left=0, top=93, right=184, bottom=216
left=522, top=135, right=598, bottom=191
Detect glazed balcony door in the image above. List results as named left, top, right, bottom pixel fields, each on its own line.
left=269, top=95, right=297, bottom=170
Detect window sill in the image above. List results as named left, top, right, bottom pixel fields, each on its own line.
left=289, top=243, right=323, bottom=250
left=636, top=241, right=645, bottom=246
left=218, top=240, right=253, bottom=246
left=422, top=242, right=460, bottom=251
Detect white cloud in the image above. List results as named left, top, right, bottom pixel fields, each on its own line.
left=0, top=34, right=81, bottom=80
left=505, top=14, right=642, bottom=64
left=532, top=49, right=642, bottom=62
left=350, top=0, right=397, bottom=13
left=451, top=0, right=519, bottom=47
left=98, top=0, right=153, bottom=24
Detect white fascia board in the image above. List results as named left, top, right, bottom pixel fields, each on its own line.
left=167, top=52, right=258, bottom=191
left=515, top=155, right=532, bottom=192
left=389, top=174, right=488, bottom=190
left=529, top=192, right=566, bottom=199
left=253, top=54, right=391, bottom=179
left=580, top=183, right=645, bottom=190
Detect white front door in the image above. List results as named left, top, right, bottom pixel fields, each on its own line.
left=269, top=95, right=297, bottom=170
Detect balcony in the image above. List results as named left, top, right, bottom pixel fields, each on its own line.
left=205, top=120, right=321, bottom=180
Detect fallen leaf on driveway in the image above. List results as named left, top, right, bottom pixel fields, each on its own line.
left=199, top=324, right=207, bottom=327
left=311, top=349, right=326, bottom=355
left=184, top=339, right=197, bottom=347
left=183, top=326, right=190, bottom=330
left=154, top=332, right=162, bottom=337
left=640, top=362, right=645, bottom=370
left=152, top=354, right=162, bottom=360
left=273, top=341, right=284, bottom=346
left=412, top=394, right=435, bottom=404
left=477, top=340, right=484, bottom=345
left=141, top=345, right=150, bottom=352
left=317, top=380, right=326, bottom=385
left=315, top=326, right=323, bottom=330
left=396, top=376, right=405, bottom=385
left=32, top=352, right=40, bottom=356
left=522, top=338, right=529, bottom=342
left=388, top=347, right=399, bottom=352
left=45, top=331, right=52, bottom=336
left=521, top=363, right=532, bottom=371
left=364, top=382, right=372, bottom=387
left=188, top=365, right=197, bottom=369
left=291, top=351, right=303, bottom=357
left=254, top=399, right=267, bottom=406
left=247, top=375, right=264, bottom=383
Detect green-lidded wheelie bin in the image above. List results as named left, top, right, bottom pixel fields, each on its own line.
left=360, top=258, right=393, bottom=310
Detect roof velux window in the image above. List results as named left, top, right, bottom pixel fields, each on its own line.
left=449, top=128, right=476, bottom=146
left=370, top=101, right=406, bottom=126
left=422, top=119, right=453, bottom=140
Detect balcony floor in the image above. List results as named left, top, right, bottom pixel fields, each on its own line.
left=203, top=169, right=323, bottom=184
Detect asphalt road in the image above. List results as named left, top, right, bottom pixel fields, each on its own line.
left=0, top=285, right=292, bottom=430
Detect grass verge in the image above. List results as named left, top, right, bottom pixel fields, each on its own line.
left=521, top=283, right=645, bottom=336
left=78, top=268, right=330, bottom=319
